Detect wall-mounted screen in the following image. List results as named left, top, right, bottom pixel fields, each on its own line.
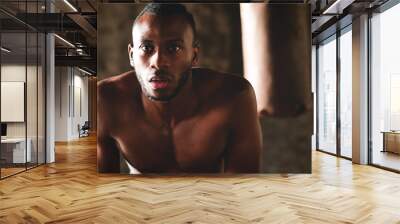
left=1, top=82, right=25, bottom=122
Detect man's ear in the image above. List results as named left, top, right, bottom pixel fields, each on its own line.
left=191, top=44, right=199, bottom=66
left=128, top=43, right=134, bottom=67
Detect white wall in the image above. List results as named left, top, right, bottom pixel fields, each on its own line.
left=72, top=73, right=89, bottom=138
left=55, top=67, right=69, bottom=141
left=55, top=67, right=89, bottom=141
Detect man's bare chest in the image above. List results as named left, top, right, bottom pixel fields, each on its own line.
left=113, top=115, right=230, bottom=172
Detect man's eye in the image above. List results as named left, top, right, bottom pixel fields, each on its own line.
left=168, top=45, right=182, bottom=53
left=140, top=45, right=154, bottom=53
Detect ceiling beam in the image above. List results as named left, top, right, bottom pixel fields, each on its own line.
left=55, top=55, right=96, bottom=70
left=67, top=13, right=97, bottom=39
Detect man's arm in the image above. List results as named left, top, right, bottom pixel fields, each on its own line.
left=224, top=83, right=262, bottom=173
left=97, top=134, right=120, bottom=173
left=97, top=81, right=120, bottom=173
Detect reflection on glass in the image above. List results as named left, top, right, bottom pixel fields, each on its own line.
left=318, top=36, right=337, bottom=154
left=371, top=3, right=400, bottom=171
left=27, top=32, right=38, bottom=169
left=340, top=28, right=352, bottom=158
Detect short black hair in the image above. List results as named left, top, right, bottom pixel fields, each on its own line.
left=134, top=3, right=198, bottom=46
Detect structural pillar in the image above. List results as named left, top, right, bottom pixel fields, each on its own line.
left=352, top=14, right=369, bottom=165
left=46, top=1, right=55, bottom=163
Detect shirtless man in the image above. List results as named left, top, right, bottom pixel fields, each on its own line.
left=97, top=3, right=262, bottom=173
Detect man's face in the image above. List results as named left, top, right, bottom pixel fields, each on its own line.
left=129, top=13, right=198, bottom=102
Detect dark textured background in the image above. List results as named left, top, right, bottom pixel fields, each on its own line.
left=98, top=3, right=243, bottom=80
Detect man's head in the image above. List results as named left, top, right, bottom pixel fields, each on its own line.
left=128, top=3, right=199, bottom=102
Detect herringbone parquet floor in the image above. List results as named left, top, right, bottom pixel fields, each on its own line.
left=1, top=134, right=400, bottom=223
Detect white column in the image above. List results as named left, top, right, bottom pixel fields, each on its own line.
left=352, top=14, right=369, bottom=164
left=46, top=33, right=55, bottom=163
left=45, top=1, right=55, bottom=163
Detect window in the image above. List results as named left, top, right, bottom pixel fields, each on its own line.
left=370, top=2, right=400, bottom=171
left=339, top=27, right=352, bottom=158
left=316, top=24, right=353, bottom=159
left=317, top=35, right=337, bottom=154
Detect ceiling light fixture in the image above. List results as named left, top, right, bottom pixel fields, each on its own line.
left=78, top=67, right=93, bottom=76
left=54, top=34, right=75, bottom=48
left=63, top=0, right=78, bottom=12
left=322, top=0, right=354, bottom=15
left=76, top=48, right=86, bottom=56
left=1, top=47, right=11, bottom=53
left=323, top=0, right=341, bottom=14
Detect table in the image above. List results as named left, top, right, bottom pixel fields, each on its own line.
left=381, top=131, right=400, bottom=154
left=1, top=138, right=31, bottom=163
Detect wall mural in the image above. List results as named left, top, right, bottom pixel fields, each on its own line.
left=97, top=3, right=312, bottom=174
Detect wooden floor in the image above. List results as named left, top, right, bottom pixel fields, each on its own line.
left=0, top=167, right=26, bottom=178
left=1, top=163, right=44, bottom=178
left=1, top=135, right=400, bottom=223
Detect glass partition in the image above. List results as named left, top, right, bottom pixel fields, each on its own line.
left=0, top=1, right=46, bottom=179
left=1, top=31, right=28, bottom=177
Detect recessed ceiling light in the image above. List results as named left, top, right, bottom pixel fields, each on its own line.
left=54, top=34, right=75, bottom=48
left=1, top=47, right=11, bottom=53
left=63, top=0, right=78, bottom=12
left=322, top=0, right=354, bottom=15
left=77, top=67, right=93, bottom=76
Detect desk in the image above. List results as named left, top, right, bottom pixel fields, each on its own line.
left=381, top=131, right=400, bottom=154
left=1, top=138, right=31, bottom=163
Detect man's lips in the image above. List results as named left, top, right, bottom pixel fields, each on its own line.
left=149, top=79, right=169, bottom=89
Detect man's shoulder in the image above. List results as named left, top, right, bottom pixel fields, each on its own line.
left=97, top=70, right=139, bottom=98
left=193, top=68, right=257, bottom=121
left=193, top=67, right=253, bottom=99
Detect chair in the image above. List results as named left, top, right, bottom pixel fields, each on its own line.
left=79, top=121, right=90, bottom=138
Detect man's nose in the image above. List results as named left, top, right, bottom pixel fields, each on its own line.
left=150, top=50, right=169, bottom=69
